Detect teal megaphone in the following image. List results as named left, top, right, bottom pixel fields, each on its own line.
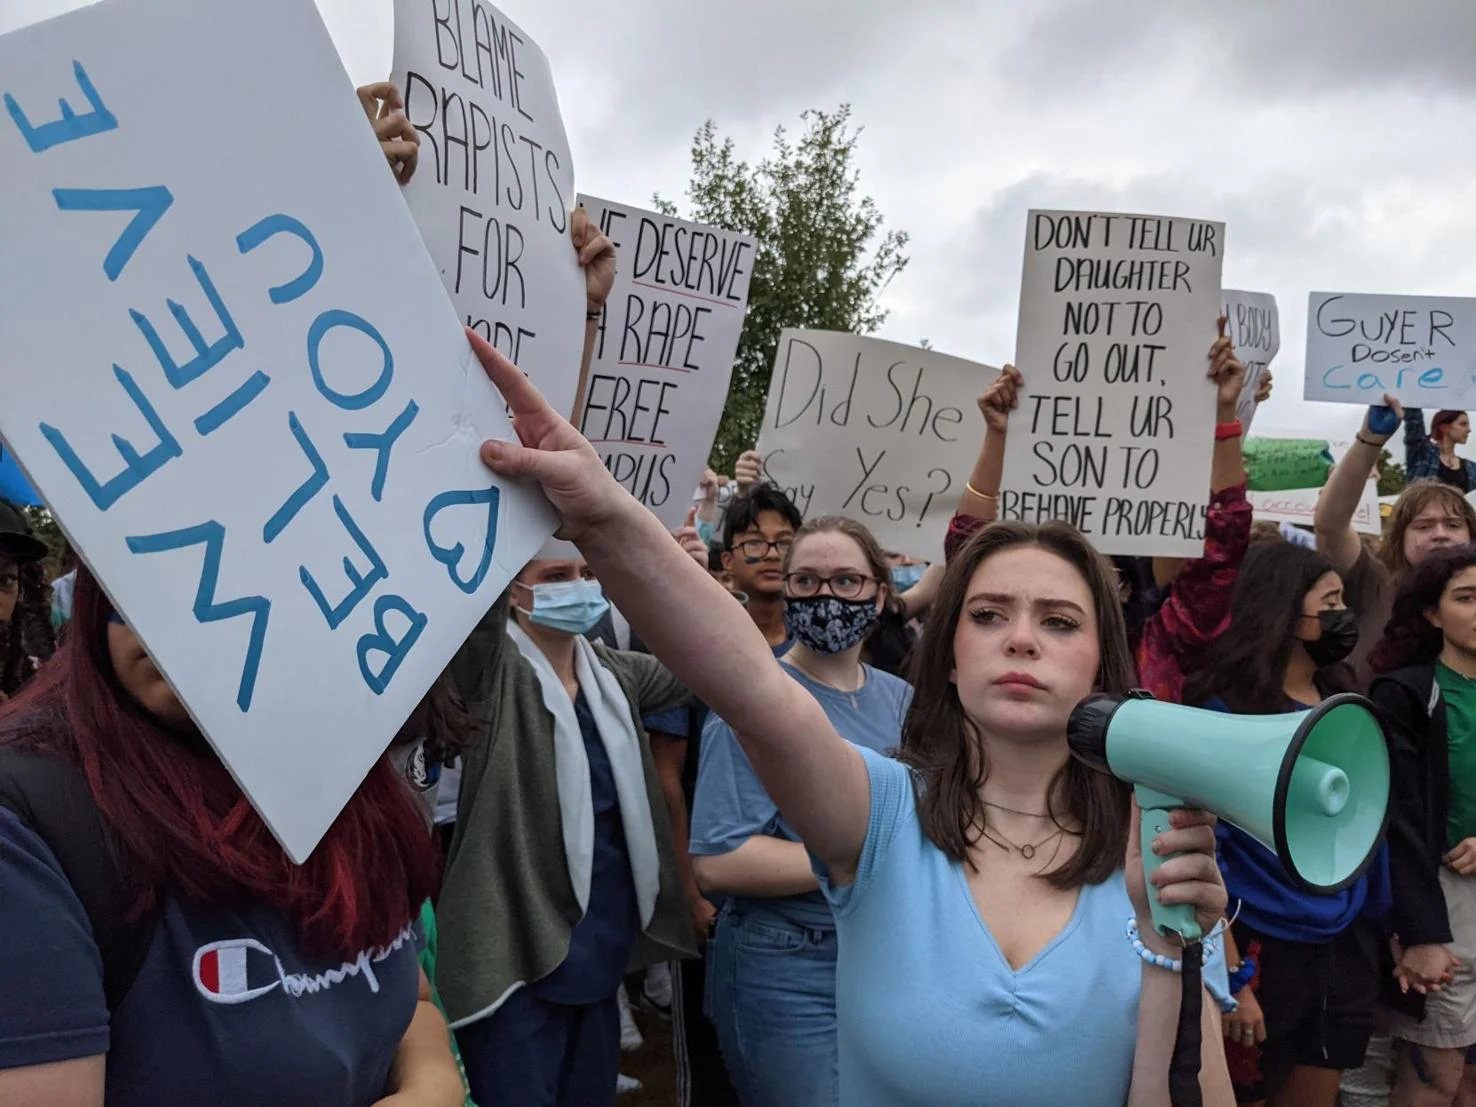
left=1067, top=691, right=1391, bottom=942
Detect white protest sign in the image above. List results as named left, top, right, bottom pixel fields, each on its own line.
left=1003, top=211, right=1225, bottom=556
left=1223, top=289, right=1279, bottom=430
left=1246, top=436, right=1380, bottom=536
left=0, top=0, right=556, bottom=862
left=575, top=196, right=755, bottom=529
left=1304, top=293, right=1476, bottom=408
left=393, top=0, right=586, bottom=419
left=754, top=331, right=996, bottom=561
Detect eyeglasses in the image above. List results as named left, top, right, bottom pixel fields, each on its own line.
left=734, top=537, right=793, bottom=560
left=785, top=572, right=880, bottom=600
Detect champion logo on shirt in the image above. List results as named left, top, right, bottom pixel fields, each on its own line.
left=192, top=923, right=416, bottom=1005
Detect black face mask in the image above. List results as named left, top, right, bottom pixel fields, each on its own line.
left=1302, top=609, right=1359, bottom=668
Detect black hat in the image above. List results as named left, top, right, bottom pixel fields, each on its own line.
left=0, top=501, right=47, bottom=564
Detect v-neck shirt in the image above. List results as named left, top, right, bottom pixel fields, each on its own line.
left=812, top=745, right=1151, bottom=1106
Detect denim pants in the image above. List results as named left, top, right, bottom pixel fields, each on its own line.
left=705, top=905, right=839, bottom=1107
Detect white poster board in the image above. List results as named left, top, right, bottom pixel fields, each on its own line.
left=1223, top=289, right=1279, bottom=430
left=575, top=196, right=755, bottom=529
left=1304, top=293, right=1476, bottom=409
left=392, top=0, right=586, bottom=419
left=754, top=331, right=996, bottom=561
left=1003, top=211, right=1225, bottom=556
left=0, top=0, right=556, bottom=862
left=1246, top=437, right=1381, bottom=536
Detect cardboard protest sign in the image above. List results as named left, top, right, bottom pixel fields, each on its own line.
left=0, top=0, right=556, bottom=862
left=1304, top=293, right=1476, bottom=409
left=754, top=331, right=996, bottom=561
left=1003, top=211, right=1225, bottom=556
left=1223, top=289, right=1279, bottom=430
left=1243, top=437, right=1333, bottom=492
left=575, top=196, right=755, bottom=529
left=1247, top=437, right=1380, bottom=536
left=393, top=0, right=586, bottom=419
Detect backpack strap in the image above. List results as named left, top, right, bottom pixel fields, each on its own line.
left=0, top=749, right=159, bottom=1011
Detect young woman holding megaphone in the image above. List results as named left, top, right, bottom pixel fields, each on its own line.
left=469, top=331, right=1235, bottom=1106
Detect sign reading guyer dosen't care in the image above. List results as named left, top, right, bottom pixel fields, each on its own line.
left=0, top=0, right=556, bottom=862
left=1303, top=292, right=1476, bottom=409
left=1003, top=210, right=1225, bottom=557
left=393, top=0, right=587, bottom=419
left=576, top=196, right=755, bottom=529
left=755, top=331, right=997, bottom=561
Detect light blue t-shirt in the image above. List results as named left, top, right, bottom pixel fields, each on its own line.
left=690, top=662, right=911, bottom=930
left=816, top=745, right=1225, bottom=1107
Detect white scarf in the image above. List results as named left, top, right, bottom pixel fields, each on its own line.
left=506, top=621, right=660, bottom=929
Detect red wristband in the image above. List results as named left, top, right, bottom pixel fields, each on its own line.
left=1215, top=420, right=1243, bottom=441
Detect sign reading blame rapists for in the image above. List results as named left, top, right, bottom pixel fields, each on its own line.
left=576, top=196, right=754, bottom=529
left=1002, top=210, right=1224, bottom=557
left=755, top=332, right=997, bottom=561
left=393, top=0, right=586, bottom=420
left=0, top=0, right=556, bottom=862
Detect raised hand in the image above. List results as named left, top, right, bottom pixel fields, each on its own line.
left=357, top=82, right=419, bottom=184
left=571, top=207, right=617, bottom=315
left=978, top=365, right=1022, bottom=435
left=471, top=330, right=626, bottom=540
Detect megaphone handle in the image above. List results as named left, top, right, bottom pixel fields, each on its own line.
left=1136, top=786, right=1204, bottom=943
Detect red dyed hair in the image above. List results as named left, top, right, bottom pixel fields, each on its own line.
left=0, top=565, right=438, bottom=958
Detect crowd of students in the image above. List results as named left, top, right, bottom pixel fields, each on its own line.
left=4, top=79, right=1476, bottom=1107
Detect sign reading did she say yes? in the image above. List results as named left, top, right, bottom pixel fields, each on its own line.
left=0, top=0, right=559, bottom=862
left=755, top=331, right=997, bottom=561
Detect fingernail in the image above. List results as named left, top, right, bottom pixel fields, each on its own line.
left=1151, top=838, right=1164, bottom=855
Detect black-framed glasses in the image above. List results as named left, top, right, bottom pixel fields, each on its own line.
left=734, top=537, right=793, bottom=560
left=785, top=571, right=880, bottom=600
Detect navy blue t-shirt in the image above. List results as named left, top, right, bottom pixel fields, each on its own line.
left=0, top=807, right=421, bottom=1105
left=533, top=692, right=640, bottom=1004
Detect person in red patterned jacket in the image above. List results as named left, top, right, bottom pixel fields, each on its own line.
left=943, top=316, right=1265, bottom=704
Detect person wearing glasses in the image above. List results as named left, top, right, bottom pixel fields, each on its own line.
left=719, top=484, right=805, bottom=651
left=691, top=515, right=912, bottom=1106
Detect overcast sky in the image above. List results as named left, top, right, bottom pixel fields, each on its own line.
left=8, top=0, right=1475, bottom=450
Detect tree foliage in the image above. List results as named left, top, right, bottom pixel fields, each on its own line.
left=1377, top=449, right=1406, bottom=498
left=655, top=106, right=910, bottom=473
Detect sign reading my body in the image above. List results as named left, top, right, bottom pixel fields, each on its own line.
left=762, top=338, right=963, bottom=527
left=403, top=0, right=567, bottom=363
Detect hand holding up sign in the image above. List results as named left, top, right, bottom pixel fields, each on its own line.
left=978, top=365, right=1022, bottom=434
left=1210, top=316, right=1247, bottom=423
left=356, top=82, right=419, bottom=184
left=734, top=450, right=764, bottom=496
left=674, top=507, right=708, bottom=566
left=571, top=207, right=617, bottom=316
left=474, top=331, right=624, bottom=541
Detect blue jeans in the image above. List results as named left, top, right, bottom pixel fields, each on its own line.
left=705, top=905, right=839, bottom=1107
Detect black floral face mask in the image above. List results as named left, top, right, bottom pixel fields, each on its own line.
left=784, top=595, right=880, bottom=654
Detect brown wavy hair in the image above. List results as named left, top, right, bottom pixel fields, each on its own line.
left=896, top=521, right=1134, bottom=889
left=1380, top=481, right=1476, bottom=578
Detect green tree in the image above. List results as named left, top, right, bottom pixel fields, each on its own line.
left=1377, top=449, right=1406, bottom=498
left=655, top=106, right=910, bottom=474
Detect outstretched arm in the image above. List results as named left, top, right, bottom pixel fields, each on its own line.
left=1315, top=397, right=1398, bottom=573
left=473, top=332, right=872, bottom=875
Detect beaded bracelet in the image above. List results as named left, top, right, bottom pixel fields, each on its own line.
left=1125, top=916, right=1214, bottom=973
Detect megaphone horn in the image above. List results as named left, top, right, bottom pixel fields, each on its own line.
left=1067, top=690, right=1391, bottom=942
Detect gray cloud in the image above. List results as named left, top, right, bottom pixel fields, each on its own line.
left=1006, top=0, right=1476, bottom=98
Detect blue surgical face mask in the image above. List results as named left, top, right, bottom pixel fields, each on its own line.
left=517, top=579, right=610, bottom=636
left=890, top=563, right=925, bottom=592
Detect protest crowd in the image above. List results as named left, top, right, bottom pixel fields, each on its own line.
left=3, top=4, right=1476, bottom=1107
